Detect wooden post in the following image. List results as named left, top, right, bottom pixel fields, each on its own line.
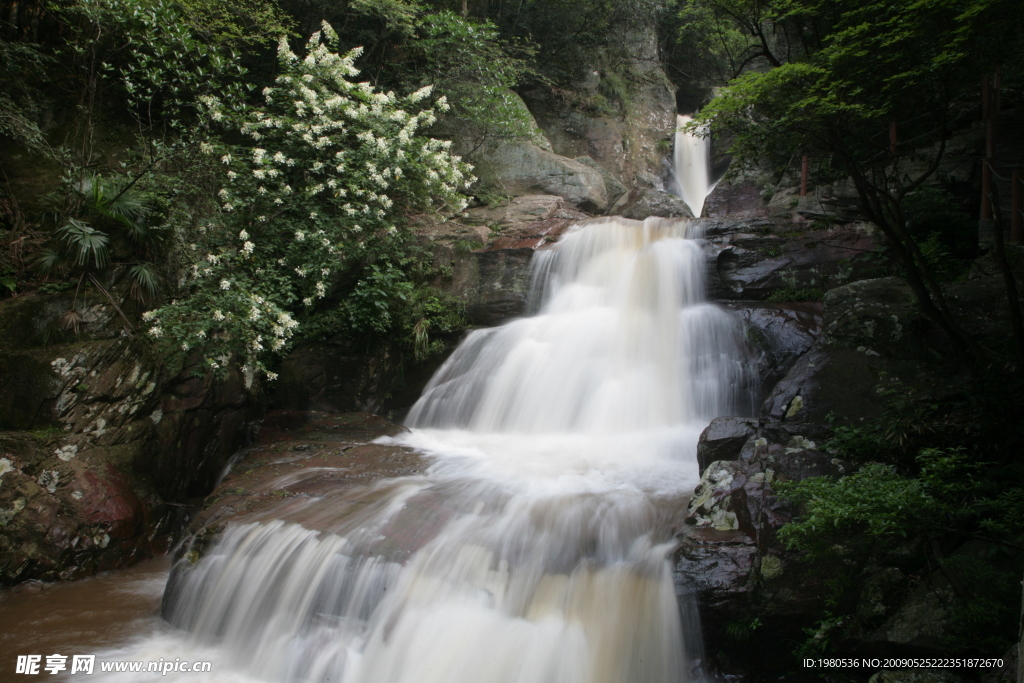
left=889, top=120, right=898, bottom=156
left=981, top=75, right=990, bottom=121
left=800, top=156, right=809, bottom=197
left=1013, top=171, right=1022, bottom=244
left=981, top=158, right=993, bottom=221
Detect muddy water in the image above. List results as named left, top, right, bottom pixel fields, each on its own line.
left=0, top=557, right=169, bottom=676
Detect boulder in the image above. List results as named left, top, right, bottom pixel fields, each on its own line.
left=696, top=417, right=759, bottom=474
left=616, top=187, right=693, bottom=219
left=474, top=141, right=609, bottom=212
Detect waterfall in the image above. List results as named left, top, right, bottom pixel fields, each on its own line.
left=671, top=115, right=714, bottom=218
left=98, top=217, right=756, bottom=683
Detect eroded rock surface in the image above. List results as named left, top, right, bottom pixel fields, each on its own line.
left=175, top=411, right=426, bottom=562
left=0, top=293, right=262, bottom=585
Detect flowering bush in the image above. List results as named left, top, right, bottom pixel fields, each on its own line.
left=144, top=23, right=475, bottom=379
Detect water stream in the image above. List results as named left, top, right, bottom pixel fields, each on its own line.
left=670, top=115, right=716, bottom=218
left=9, top=216, right=756, bottom=682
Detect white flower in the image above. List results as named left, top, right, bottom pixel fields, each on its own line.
left=242, top=241, right=255, bottom=255
left=181, top=342, right=190, bottom=351
left=253, top=169, right=266, bottom=179
left=142, top=311, right=156, bottom=321
left=213, top=310, right=225, bottom=321
left=266, top=371, right=279, bottom=380
left=303, top=297, right=313, bottom=306
left=220, top=279, right=231, bottom=290
left=249, top=307, right=261, bottom=321
left=207, top=254, right=219, bottom=265
left=148, top=326, right=163, bottom=338
left=218, top=188, right=229, bottom=199
left=315, top=281, right=326, bottom=298
left=295, top=267, right=307, bottom=277
left=294, top=231, right=305, bottom=242
left=309, top=212, right=318, bottom=219
left=239, top=229, right=249, bottom=240
left=321, top=268, right=330, bottom=277
left=196, top=330, right=206, bottom=338
left=221, top=154, right=232, bottom=164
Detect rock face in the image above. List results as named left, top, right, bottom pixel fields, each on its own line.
left=0, top=292, right=262, bottom=585
left=474, top=141, right=610, bottom=213
left=702, top=219, right=881, bottom=301
left=520, top=22, right=677, bottom=194
left=173, top=411, right=423, bottom=559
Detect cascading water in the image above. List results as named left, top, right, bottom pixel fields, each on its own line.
left=670, top=115, right=715, bottom=218
left=89, top=216, right=756, bottom=683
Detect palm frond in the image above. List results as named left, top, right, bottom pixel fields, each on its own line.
left=56, top=218, right=110, bottom=268
left=128, top=263, right=160, bottom=302
left=35, top=248, right=69, bottom=277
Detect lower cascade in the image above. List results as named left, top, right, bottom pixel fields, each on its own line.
left=109, top=217, right=757, bottom=682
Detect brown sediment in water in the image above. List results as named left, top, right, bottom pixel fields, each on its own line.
left=0, top=557, right=169, bottom=676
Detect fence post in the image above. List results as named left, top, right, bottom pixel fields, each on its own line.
left=1013, top=171, right=1022, bottom=245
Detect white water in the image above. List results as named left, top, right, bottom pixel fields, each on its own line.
left=86, top=216, right=756, bottom=683
left=670, top=115, right=715, bottom=218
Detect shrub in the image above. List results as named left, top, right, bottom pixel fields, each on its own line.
left=143, top=24, right=474, bottom=379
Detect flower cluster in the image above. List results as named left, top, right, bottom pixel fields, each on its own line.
left=146, top=23, right=474, bottom=380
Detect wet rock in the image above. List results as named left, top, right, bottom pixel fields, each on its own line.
left=696, top=417, right=758, bottom=474
left=724, top=301, right=822, bottom=403
left=616, top=187, right=693, bottom=219
left=177, top=411, right=425, bottom=559
left=272, top=343, right=402, bottom=415
left=703, top=221, right=879, bottom=301
left=760, top=346, right=829, bottom=421
left=823, top=277, right=920, bottom=358
left=855, top=567, right=907, bottom=623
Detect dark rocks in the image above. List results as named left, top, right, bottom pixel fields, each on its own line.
left=696, top=417, right=758, bottom=474
left=673, top=415, right=849, bottom=673
left=702, top=221, right=880, bottom=301
left=0, top=293, right=263, bottom=585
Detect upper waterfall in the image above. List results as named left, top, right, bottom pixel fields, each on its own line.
left=406, top=216, right=755, bottom=435
left=670, top=115, right=714, bottom=218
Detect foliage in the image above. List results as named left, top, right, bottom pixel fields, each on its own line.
left=411, top=11, right=539, bottom=143
left=902, top=187, right=975, bottom=282
left=143, top=24, right=474, bottom=378
left=688, top=0, right=1024, bottom=366
left=778, top=445, right=1024, bottom=653
left=777, top=449, right=985, bottom=553
left=37, top=174, right=167, bottom=307
left=0, top=40, right=54, bottom=153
